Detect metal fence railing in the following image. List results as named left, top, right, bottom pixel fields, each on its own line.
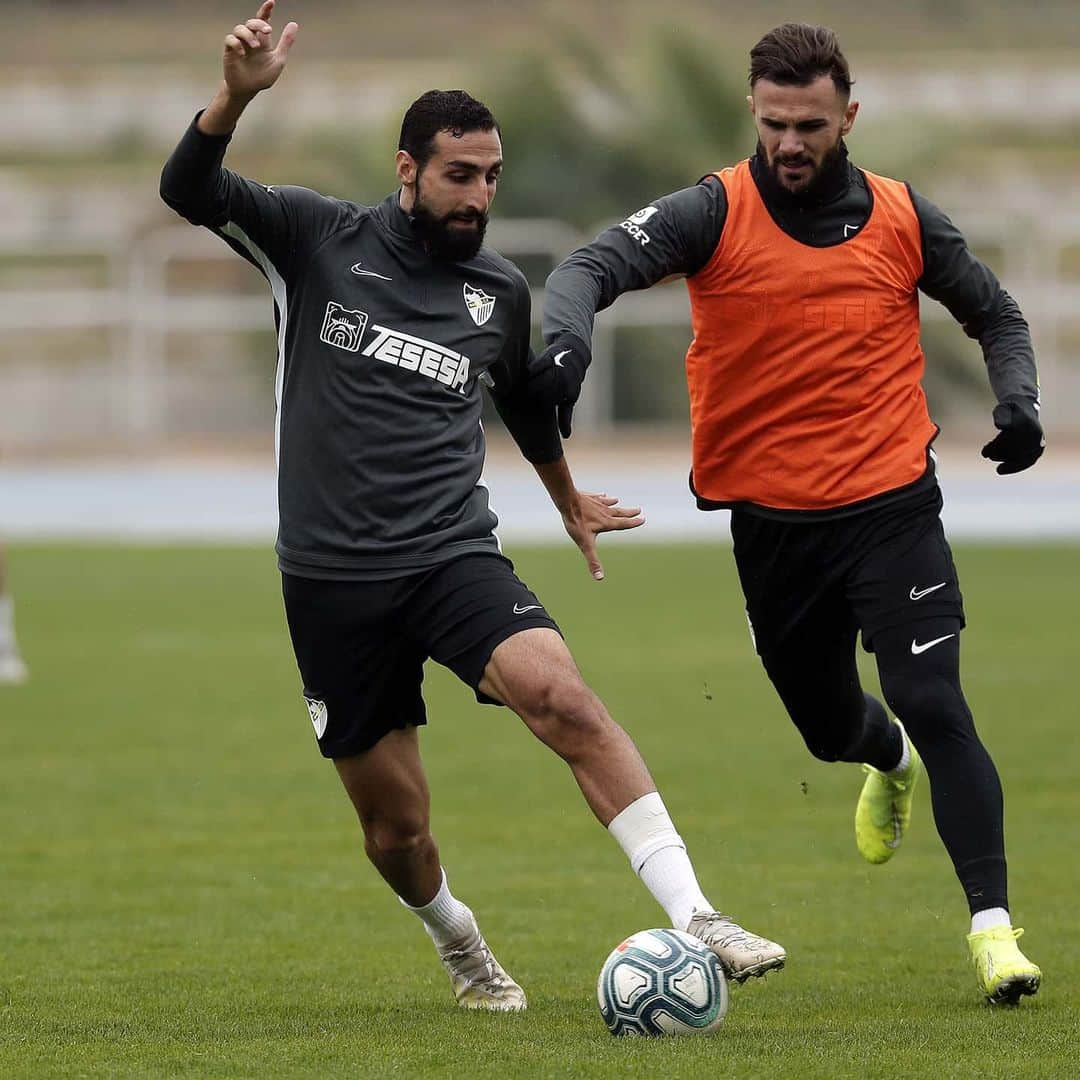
left=1, top=213, right=1077, bottom=452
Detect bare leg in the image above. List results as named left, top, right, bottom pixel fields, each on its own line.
left=479, top=627, right=785, bottom=978
left=0, top=542, right=27, bottom=685
left=479, top=628, right=654, bottom=825
left=334, top=726, right=526, bottom=1008
left=333, top=726, right=441, bottom=906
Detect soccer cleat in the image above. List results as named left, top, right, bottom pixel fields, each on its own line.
left=436, top=925, right=527, bottom=1011
left=0, top=650, right=28, bottom=685
left=968, top=926, right=1041, bottom=1005
left=685, top=910, right=786, bottom=982
left=855, top=720, right=921, bottom=864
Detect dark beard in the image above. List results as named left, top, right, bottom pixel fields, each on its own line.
left=756, top=138, right=849, bottom=206
left=410, top=191, right=488, bottom=263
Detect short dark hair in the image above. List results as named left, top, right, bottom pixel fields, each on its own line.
left=398, top=90, right=500, bottom=168
left=749, top=23, right=853, bottom=99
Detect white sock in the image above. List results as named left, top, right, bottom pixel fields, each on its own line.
left=400, top=869, right=477, bottom=948
left=970, top=907, right=1011, bottom=933
left=608, top=792, right=712, bottom=931
left=886, top=723, right=912, bottom=776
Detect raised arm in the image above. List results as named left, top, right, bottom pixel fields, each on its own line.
left=908, top=186, right=1044, bottom=474
left=199, top=0, right=298, bottom=136
left=159, top=3, right=349, bottom=281
left=534, top=179, right=728, bottom=436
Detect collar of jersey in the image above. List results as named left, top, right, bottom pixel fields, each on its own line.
left=375, top=190, right=426, bottom=243
left=750, top=142, right=854, bottom=212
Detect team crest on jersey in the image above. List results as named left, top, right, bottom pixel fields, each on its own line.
left=320, top=301, right=369, bottom=352
left=463, top=283, right=496, bottom=327
left=304, top=696, right=328, bottom=740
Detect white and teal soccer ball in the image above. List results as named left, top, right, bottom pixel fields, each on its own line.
left=597, top=928, right=729, bottom=1037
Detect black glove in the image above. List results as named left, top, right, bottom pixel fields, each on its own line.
left=981, top=397, right=1045, bottom=475
left=528, top=334, right=592, bottom=438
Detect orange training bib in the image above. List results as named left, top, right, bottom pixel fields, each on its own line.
left=684, top=160, right=936, bottom=510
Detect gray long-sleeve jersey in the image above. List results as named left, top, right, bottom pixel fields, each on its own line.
left=161, top=117, right=561, bottom=579
left=544, top=152, right=1039, bottom=516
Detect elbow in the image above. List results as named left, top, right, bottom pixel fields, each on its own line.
left=158, top=167, right=209, bottom=226
left=159, top=162, right=187, bottom=217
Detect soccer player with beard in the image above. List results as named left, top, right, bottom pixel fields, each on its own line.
left=537, top=23, right=1044, bottom=1004
left=160, top=2, right=786, bottom=1012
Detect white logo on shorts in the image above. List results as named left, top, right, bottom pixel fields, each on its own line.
left=909, top=582, right=947, bottom=601
left=910, top=634, right=956, bottom=656
left=305, top=696, right=328, bottom=739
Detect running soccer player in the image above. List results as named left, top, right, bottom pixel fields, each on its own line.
left=160, top=2, right=785, bottom=1011
left=0, top=544, right=28, bottom=685
left=537, top=23, right=1043, bottom=1004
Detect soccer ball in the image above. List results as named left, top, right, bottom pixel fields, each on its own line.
left=597, top=928, right=729, bottom=1037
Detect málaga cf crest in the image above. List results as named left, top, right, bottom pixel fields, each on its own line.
left=463, top=283, right=496, bottom=326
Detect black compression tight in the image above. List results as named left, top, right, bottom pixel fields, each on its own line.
left=763, top=616, right=1008, bottom=914
left=873, top=619, right=1007, bottom=913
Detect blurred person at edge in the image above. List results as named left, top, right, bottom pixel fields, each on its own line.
left=159, top=1, right=787, bottom=1012
left=536, top=22, right=1044, bottom=1006
left=0, top=545, right=28, bottom=684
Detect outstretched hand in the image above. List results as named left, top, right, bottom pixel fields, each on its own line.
left=222, top=1, right=299, bottom=98
left=559, top=491, right=645, bottom=581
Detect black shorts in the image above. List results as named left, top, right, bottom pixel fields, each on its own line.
left=282, top=553, right=561, bottom=759
left=730, top=484, right=964, bottom=660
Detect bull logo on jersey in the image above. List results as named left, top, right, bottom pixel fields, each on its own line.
left=463, top=283, right=496, bottom=327
left=320, top=301, right=369, bottom=353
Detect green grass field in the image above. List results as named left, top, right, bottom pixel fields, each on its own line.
left=1, top=542, right=1077, bottom=1078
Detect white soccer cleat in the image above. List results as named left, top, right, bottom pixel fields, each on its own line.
left=685, top=910, right=786, bottom=982
left=436, top=925, right=527, bottom=1011
left=0, top=650, right=28, bottom=685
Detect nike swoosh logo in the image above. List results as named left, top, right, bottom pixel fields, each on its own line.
left=351, top=263, right=393, bottom=281
left=553, top=350, right=570, bottom=368
left=910, top=582, right=947, bottom=600
left=911, top=634, right=956, bottom=655
left=513, top=603, right=543, bottom=615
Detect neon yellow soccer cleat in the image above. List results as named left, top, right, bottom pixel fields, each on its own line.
left=967, top=926, right=1041, bottom=1005
left=855, top=721, right=922, bottom=864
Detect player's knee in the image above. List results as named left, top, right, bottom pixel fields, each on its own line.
left=517, top=674, right=607, bottom=756
left=360, top=808, right=431, bottom=858
left=881, top=673, right=972, bottom=743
